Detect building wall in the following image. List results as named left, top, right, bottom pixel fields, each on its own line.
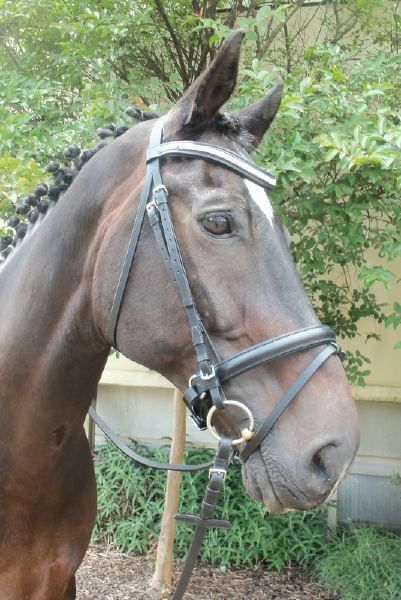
left=95, top=356, right=216, bottom=448
left=336, top=256, right=401, bottom=527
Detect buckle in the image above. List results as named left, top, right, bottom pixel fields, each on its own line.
left=189, top=412, right=207, bottom=431
left=146, top=201, right=159, bottom=225
left=188, top=365, right=215, bottom=388
left=152, top=184, right=168, bottom=198
left=188, top=393, right=210, bottom=431
left=200, top=364, right=215, bottom=381
left=331, top=342, right=346, bottom=363
left=209, top=467, right=227, bottom=481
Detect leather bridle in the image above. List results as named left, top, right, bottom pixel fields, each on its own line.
left=90, top=117, right=345, bottom=598
left=106, top=117, right=343, bottom=455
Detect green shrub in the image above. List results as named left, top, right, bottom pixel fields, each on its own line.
left=3, top=43, right=400, bottom=383
left=316, top=527, right=401, bottom=600
left=233, top=46, right=401, bottom=383
left=93, top=441, right=330, bottom=569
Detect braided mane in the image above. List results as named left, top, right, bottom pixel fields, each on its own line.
left=0, top=107, right=251, bottom=267
left=0, top=107, right=158, bottom=266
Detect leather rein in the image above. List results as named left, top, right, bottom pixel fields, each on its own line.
left=89, top=117, right=344, bottom=598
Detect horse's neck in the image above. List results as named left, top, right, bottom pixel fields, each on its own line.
left=0, top=127, right=150, bottom=416
left=0, top=190, right=110, bottom=412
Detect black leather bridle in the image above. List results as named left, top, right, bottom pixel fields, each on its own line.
left=105, top=117, right=343, bottom=453
left=90, top=117, right=345, bottom=598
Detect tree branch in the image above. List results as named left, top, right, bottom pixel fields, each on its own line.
left=153, top=0, right=191, bottom=87
left=258, top=0, right=306, bottom=59
left=283, top=15, right=291, bottom=73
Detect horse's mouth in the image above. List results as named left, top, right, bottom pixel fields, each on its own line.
left=241, top=448, right=332, bottom=512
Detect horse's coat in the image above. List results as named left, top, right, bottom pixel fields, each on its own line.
left=0, top=31, right=359, bottom=599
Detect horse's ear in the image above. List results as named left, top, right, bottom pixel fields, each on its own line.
left=236, top=78, right=284, bottom=148
left=164, top=30, right=245, bottom=135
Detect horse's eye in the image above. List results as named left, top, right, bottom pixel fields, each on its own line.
left=201, top=215, right=231, bottom=236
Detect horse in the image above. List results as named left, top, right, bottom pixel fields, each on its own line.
left=0, top=30, right=359, bottom=599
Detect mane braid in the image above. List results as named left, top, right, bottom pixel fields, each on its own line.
left=0, top=106, right=158, bottom=268
left=0, top=106, right=256, bottom=270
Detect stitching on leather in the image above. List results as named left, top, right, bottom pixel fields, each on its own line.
left=147, top=143, right=276, bottom=189
left=217, top=325, right=333, bottom=373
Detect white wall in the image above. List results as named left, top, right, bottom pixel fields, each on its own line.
left=94, top=354, right=216, bottom=448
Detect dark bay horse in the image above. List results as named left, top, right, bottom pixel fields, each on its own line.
left=0, top=31, right=359, bottom=598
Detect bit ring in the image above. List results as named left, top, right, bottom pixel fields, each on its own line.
left=206, top=400, right=255, bottom=446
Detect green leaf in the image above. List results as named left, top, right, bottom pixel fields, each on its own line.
left=325, top=148, right=340, bottom=161
left=359, top=266, right=395, bottom=289
left=330, top=132, right=343, bottom=148
left=331, top=65, right=346, bottom=82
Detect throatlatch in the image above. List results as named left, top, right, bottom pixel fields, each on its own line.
left=90, top=117, right=345, bottom=599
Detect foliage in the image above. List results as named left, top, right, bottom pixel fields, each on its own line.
left=1, top=0, right=398, bottom=162
left=0, top=0, right=230, bottom=104
left=1, top=1, right=401, bottom=381
left=93, top=442, right=330, bottom=569
left=315, top=527, right=401, bottom=600
left=232, top=46, right=401, bottom=382
left=201, top=0, right=399, bottom=71
left=390, top=472, right=401, bottom=487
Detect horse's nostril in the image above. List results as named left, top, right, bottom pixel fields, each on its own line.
left=311, top=444, right=333, bottom=482
left=310, top=442, right=344, bottom=492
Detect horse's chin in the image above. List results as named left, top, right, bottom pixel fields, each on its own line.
left=241, top=453, right=286, bottom=513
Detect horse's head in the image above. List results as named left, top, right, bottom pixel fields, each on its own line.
left=93, top=31, right=359, bottom=512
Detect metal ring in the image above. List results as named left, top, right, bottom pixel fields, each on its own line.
left=206, top=400, right=255, bottom=446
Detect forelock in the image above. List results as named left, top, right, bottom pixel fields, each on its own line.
left=212, top=112, right=257, bottom=153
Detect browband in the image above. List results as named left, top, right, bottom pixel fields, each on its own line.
left=147, top=141, right=276, bottom=189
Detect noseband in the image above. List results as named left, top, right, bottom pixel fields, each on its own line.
left=92, top=117, right=345, bottom=599
left=106, top=117, right=343, bottom=457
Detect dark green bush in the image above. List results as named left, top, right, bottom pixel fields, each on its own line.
left=93, top=441, right=331, bottom=569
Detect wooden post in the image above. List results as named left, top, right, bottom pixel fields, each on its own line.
left=327, top=490, right=338, bottom=532
left=88, top=396, right=97, bottom=451
left=150, top=389, right=186, bottom=596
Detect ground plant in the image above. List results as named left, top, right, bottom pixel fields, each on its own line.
left=94, top=442, right=401, bottom=599
left=93, top=442, right=329, bottom=570
left=315, top=527, right=401, bottom=600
